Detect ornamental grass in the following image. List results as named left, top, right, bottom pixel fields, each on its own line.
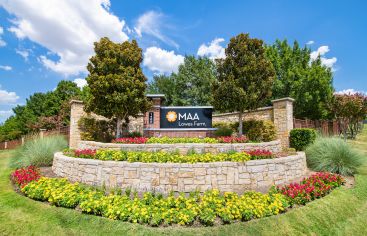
left=305, top=137, right=364, bottom=176
left=10, top=134, right=68, bottom=168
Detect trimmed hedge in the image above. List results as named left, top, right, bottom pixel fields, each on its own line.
left=290, top=128, right=317, bottom=151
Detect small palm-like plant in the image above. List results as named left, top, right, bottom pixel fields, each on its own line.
left=10, top=135, right=68, bottom=168
left=305, top=137, right=364, bottom=176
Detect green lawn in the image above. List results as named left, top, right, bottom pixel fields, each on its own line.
left=1, top=129, right=367, bottom=236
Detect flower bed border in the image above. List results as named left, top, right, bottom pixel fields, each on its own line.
left=78, top=139, right=282, bottom=154
left=52, top=151, right=307, bottom=193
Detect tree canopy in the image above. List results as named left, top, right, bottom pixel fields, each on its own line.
left=147, top=56, right=217, bottom=106
left=213, top=33, right=275, bottom=135
left=265, top=39, right=334, bottom=119
left=0, top=80, right=82, bottom=141
left=85, top=37, right=150, bottom=137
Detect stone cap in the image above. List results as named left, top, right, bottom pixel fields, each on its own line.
left=271, top=97, right=295, bottom=103
left=146, top=94, right=165, bottom=98
left=69, top=100, right=84, bottom=105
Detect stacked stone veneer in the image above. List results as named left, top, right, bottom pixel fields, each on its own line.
left=52, top=152, right=307, bottom=193
left=78, top=140, right=282, bottom=154
left=212, top=106, right=274, bottom=123
left=69, top=97, right=294, bottom=149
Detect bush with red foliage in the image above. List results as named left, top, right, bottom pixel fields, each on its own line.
left=277, top=172, right=344, bottom=206
left=11, top=166, right=41, bottom=188
left=217, top=136, right=248, bottom=143
left=246, top=149, right=274, bottom=159
left=112, top=137, right=149, bottom=144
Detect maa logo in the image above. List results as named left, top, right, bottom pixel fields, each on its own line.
left=178, top=113, right=200, bottom=121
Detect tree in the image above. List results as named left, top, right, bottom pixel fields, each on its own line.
left=147, top=74, right=175, bottom=105
left=147, top=56, right=217, bottom=106
left=265, top=39, right=334, bottom=119
left=172, top=56, right=216, bottom=106
left=85, top=37, right=151, bottom=137
left=0, top=80, right=83, bottom=140
left=213, top=33, right=275, bottom=135
left=331, top=93, right=367, bottom=140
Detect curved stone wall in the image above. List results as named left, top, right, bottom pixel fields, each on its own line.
left=52, top=152, right=307, bottom=193
left=78, top=140, right=282, bottom=154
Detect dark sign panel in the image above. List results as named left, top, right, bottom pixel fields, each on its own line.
left=160, top=107, right=212, bottom=129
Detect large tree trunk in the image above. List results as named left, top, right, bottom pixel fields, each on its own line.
left=238, top=111, right=243, bottom=136
left=116, top=118, right=122, bottom=138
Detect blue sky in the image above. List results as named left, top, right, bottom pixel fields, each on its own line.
left=0, top=0, right=366, bottom=122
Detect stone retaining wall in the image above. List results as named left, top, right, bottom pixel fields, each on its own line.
left=78, top=140, right=282, bottom=154
left=52, top=152, right=307, bottom=193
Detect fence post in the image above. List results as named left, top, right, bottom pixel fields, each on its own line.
left=21, top=136, right=25, bottom=145
left=4, top=141, right=7, bottom=149
left=40, top=129, right=46, bottom=139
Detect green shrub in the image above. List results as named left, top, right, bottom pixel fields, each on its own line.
left=233, top=119, right=276, bottom=142
left=124, top=131, right=142, bottom=137
left=10, top=135, right=68, bottom=168
left=214, top=126, right=233, bottom=137
left=290, top=128, right=317, bottom=151
left=78, top=116, right=115, bottom=142
left=305, top=137, right=364, bottom=176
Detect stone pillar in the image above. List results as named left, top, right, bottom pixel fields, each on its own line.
left=39, top=129, right=46, bottom=139
left=144, top=94, right=164, bottom=136
left=271, top=97, right=294, bottom=148
left=69, top=100, right=86, bottom=149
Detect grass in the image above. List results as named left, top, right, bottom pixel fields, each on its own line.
left=0, top=129, right=367, bottom=235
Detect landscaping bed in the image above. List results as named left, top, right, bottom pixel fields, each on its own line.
left=64, top=149, right=274, bottom=163
left=11, top=166, right=344, bottom=227
left=112, top=136, right=249, bottom=144
left=78, top=139, right=282, bottom=154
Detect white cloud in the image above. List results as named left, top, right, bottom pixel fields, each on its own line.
left=321, top=57, right=337, bottom=68
left=134, top=10, right=178, bottom=48
left=197, top=38, right=226, bottom=60
left=310, top=45, right=337, bottom=69
left=0, top=26, right=6, bottom=47
left=15, top=49, right=30, bottom=60
left=335, top=89, right=366, bottom=95
left=0, top=65, right=12, bottom=71
left=0, top=86, right=19, bottom=104
left=1, top=0, right=128, bottom=76
left=306, top=40, right=314, bottom=45
left=310, top=46, right=329, bottom=60
left=73, top=78, right=87, bottom=88
left=143, top=47, right=184, bottom=74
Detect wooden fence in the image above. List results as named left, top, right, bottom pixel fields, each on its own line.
left=293, top=119, right=341, bottom=136
left=0, top=126, right=70, bottom=150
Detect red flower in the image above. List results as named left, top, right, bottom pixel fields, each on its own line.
left=277, top=172, right=344, bottom=205
left=74, top=149, right=96, bottom=158
left=216, top=136, right=248, bottom=143
left=11, top=166, right=41, bottom=188
left=112, top=137, right=148, bottom=144
left=246, top=149, right=274, bottom=159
